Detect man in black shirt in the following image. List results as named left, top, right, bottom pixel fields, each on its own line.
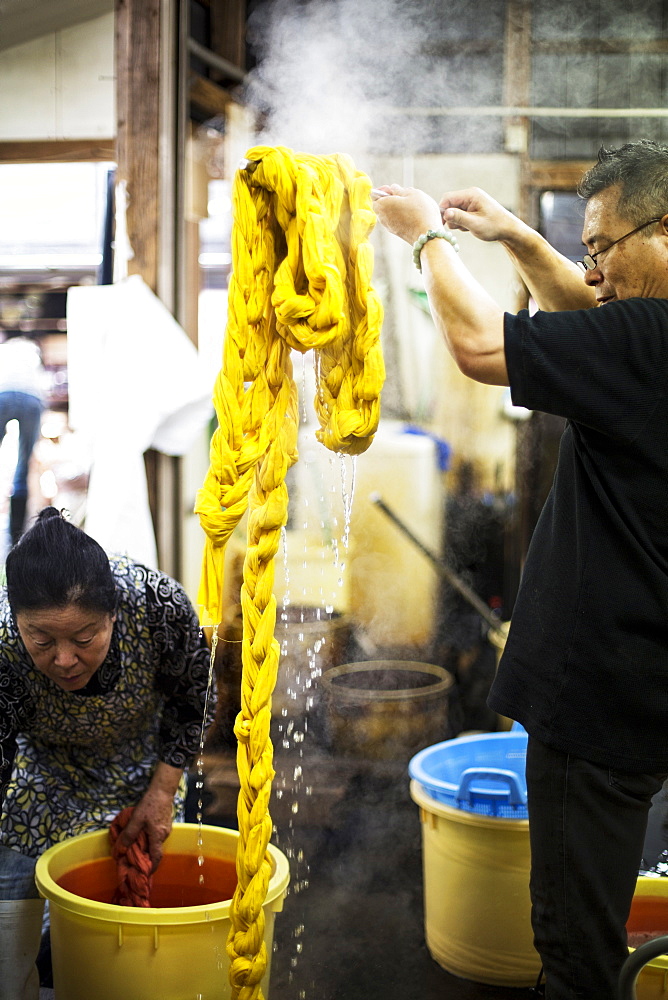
left=373, top=140, right=668, bottom=1000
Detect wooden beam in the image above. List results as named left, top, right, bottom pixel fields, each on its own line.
left=504, top=1, right=532, bottom=109
left=0, top=140, right=115, bottom=164
left=189, top=73, right=237, bottom=115
left=211, top=0, right=246, bottom=75
left=526, top=160, right=594, bottom=191
left=115, top=0, right=161, bottom=292
left=504, top=0, right=532, bottom=223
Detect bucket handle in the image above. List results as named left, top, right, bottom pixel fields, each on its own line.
left=456, top=767, right=527, bottom=806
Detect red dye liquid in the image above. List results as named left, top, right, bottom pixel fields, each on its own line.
left=57, top=853, right=238, bottom=908
left=626, top=895, right=668, bottom=949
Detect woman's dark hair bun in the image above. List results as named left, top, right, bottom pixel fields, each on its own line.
left=37, top=506, right=63, bottom=522
left=6, top=506, right=117, bottom=616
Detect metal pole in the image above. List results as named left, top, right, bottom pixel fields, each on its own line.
left=187, top=37, right=246, bottom=83
left=370, top=493, right=505, bottom=634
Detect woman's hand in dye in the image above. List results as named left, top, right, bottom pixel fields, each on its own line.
left=439, top=188, right=523, bottom=244
left=119, top=762, right=183, bottom=871
left=372, top=185, right=444, bottom=245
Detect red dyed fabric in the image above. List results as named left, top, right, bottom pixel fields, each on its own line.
left=110, top=807, right=153, bottom=907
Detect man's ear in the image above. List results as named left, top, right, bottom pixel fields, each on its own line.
left=660, top=214, right=668, bottom=237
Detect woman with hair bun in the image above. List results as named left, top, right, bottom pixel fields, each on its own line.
left=0, top=508, right=215, bottom=999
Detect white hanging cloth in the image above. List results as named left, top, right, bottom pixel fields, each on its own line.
left=66, top=273, right=214, bottom=567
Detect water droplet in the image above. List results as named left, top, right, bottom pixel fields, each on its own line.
left=198, top=855, right=204, bottom=866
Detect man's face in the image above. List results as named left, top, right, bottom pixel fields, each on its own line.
left=581, top=184, right=668, bottom=304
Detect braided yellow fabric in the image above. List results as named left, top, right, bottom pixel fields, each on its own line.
left=195, top=145, right=384, bottom=1000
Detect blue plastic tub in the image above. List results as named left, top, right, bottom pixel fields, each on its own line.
left=408, top=731, right=528, bottom=819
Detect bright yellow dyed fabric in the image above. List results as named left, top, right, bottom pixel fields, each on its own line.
left=195, top=145, right=384, bottom=1000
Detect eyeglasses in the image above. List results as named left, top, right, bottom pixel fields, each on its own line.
left=577, top=218, right=662, bottom=272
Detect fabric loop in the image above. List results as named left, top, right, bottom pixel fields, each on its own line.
left=109, top=807, right=152, bottom=907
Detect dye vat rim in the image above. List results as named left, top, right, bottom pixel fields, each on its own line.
left=627, top=875, right=668, bottom=971
left=409, top=731, right=528, bottom=819
left=35, top=822, right=290, bottom=925
left=320, top=660, right=453, bottom=704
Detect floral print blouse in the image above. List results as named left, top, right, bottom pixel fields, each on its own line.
left=0, top=554, right=215, bottom=857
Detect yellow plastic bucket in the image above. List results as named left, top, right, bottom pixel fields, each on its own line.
left=410, top=778, right=540, bottom=986
left=627, top=877, right=668, bottom=999
left=35, top=823, right=290, bottom=1000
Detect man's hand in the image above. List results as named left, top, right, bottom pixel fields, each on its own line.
left=439, top=187, right=525, bottom=245
left=440, top=186, right=595, bottom=312
left=372, top=185, right=444, bottom=245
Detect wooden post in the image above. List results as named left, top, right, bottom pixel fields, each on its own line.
left=115, top=0, right=162, bottom=292
left=115, top=0, right=181, bottom=576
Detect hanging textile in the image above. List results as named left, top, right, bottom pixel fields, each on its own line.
left=195, top=145, right=384, bottom=1000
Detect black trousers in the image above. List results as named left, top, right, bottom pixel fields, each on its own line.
left=526, top=737, right=667, bottom=1000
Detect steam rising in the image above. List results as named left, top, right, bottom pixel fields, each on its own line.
left=244, top=0, right=505, bottom=158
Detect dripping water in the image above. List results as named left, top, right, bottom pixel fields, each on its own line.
left=339, top=453, right=357, bottom=552
left=195, top=625, right=219, bottom=884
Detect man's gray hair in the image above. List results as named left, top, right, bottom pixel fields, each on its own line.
left=577, top=140, right=668, bottom=224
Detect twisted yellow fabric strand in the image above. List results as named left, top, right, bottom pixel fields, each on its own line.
left=195, top=145, right=384, bottom=1000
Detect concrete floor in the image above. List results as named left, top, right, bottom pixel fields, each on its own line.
left=195, top=728, right=538, bottom=1000
left=39, top=742, right=537, bottom=1000
left=35, top=685, right=668, bottom=999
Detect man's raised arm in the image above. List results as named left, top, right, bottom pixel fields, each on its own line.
left=440, top=187, right=596, bottom=312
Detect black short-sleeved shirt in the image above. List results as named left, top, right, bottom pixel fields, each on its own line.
left=488, top=298, right=668, bottom=771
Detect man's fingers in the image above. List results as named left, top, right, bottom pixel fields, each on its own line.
left=441, top=207, right=471, bottom=232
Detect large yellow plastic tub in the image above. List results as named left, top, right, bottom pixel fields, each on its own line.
left=628, top=876, right=668, bottom=999
left=410, top=778, right=540, bottom=986
left=35, top=823, right=290, bottom=1000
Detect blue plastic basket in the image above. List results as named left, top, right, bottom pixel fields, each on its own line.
left=408, top=731, right=528, bottom=819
